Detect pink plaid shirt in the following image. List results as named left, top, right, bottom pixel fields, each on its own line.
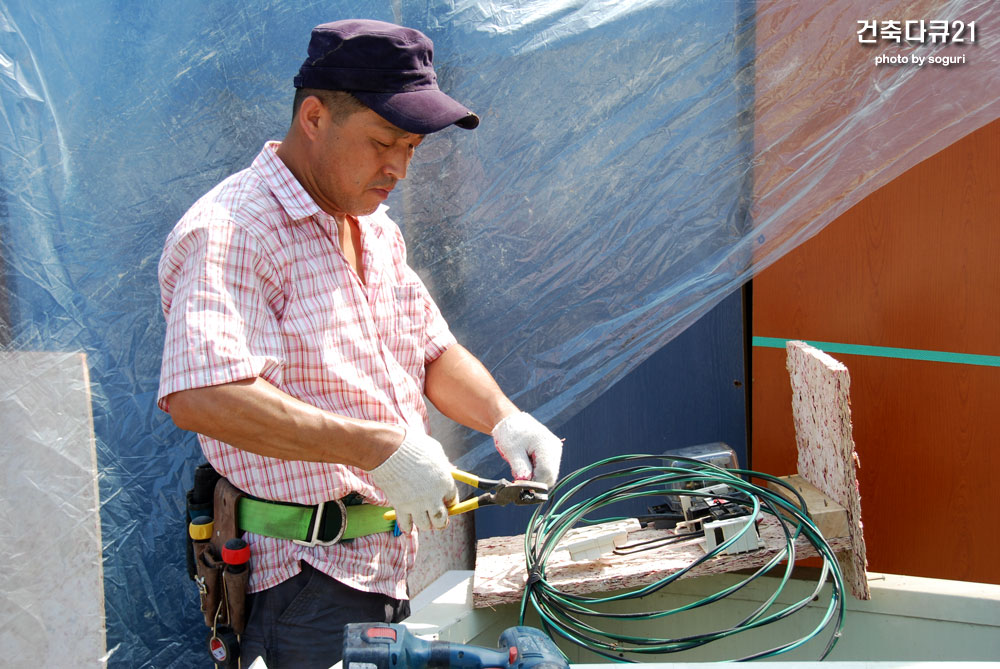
left=158, top=142, right=456, bottom=598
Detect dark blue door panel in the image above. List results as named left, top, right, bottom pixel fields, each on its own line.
left=475, top=289, right=747, bottom=539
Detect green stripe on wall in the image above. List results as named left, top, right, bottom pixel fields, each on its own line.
left=752, top=337, right=1000, bottom=368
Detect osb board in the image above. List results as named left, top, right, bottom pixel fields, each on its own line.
left=472, top=515, right=852, bottom=609
left=0, top=352, right=107, bottom=664
left=786, top=340, right=869, bottom=599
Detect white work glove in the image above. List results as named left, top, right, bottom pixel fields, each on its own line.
left=368, top=430, right=459, bottom=533
left=491, top=412, right=562, bottom=488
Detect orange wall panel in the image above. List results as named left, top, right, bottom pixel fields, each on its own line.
left=752, top=118, right=1000, bottom=585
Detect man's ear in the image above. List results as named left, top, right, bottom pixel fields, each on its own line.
left=294, top=95, right=325, bottom=141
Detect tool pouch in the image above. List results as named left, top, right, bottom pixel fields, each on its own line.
left=211, top=477, right=248, bottom=632
left=195, top=547, right=225, bottom=628
left=185, top=463, right=222, bottom=580
left=223, top=567, right=249, bottom=635
left=188, top=471, right=253, bottom=635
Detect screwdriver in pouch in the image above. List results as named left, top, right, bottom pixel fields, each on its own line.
left=189, top=516, right=214, bottom=564
left=221, top=538, right=250, bottom=636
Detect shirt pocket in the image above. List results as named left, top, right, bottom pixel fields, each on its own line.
left=375, top=282, right=427, bottom=374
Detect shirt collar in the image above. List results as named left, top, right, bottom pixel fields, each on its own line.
left=253, top=141, right=322, bottom=222
left=253, top=141, right=391, bottom=227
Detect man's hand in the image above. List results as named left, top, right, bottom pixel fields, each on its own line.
left=367, top=430, right=459, bottom=532
left=491, top=412, right=562, bottom=488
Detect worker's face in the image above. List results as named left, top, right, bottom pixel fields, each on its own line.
left=310, top=105, right=424, bottom=218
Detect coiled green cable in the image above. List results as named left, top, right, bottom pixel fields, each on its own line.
left=518, top=454, right=846, bottom=662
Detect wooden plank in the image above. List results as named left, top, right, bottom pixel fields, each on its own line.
left=472, top=515, right=852, bottom=609
left=768, top=474, right=848, bottom=540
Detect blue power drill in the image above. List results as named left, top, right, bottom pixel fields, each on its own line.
left=342, top=622, right=569, bottom=669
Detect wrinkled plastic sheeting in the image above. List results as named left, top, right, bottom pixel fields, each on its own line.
left=0, top=0, right=996, bottom=666
left=415, top=0, right=1000, bottom=472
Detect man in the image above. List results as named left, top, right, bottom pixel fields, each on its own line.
left=157, top=19, right=562, bottom=668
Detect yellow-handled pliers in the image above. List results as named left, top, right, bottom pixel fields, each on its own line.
left=383, top=470, right=549, bottom=521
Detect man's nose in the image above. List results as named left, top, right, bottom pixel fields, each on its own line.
left=383, top=145, right=412, bottom=180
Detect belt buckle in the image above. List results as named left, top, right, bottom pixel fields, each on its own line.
left=292, top=498, right=347, bottom=547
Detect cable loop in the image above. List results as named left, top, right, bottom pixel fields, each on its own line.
left=518, top=453, right=846, bottom=662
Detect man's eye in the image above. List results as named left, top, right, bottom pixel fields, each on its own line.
left=373, top=139, right=391, bottom=148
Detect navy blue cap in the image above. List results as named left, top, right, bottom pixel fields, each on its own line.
left=294, top=19, right=479, bottom=134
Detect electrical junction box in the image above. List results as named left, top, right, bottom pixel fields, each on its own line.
left=660, top=443, right=740, bottom=514
left=663, top=442, right=739, bottom=473
left=702, top=513, right=764, bottom=555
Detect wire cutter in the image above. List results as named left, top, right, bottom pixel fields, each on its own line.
left=383, top=470, right=549, bottom=521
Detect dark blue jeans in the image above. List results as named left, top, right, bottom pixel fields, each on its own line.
left=239, top=561, right=409, bottom=668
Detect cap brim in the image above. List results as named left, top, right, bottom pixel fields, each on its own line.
left=354, top=89, right=480, bottom=134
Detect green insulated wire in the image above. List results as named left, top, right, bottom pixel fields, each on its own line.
left=518, top=454, right=846, bottom=662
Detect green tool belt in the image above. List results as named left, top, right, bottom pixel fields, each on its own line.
left=238, top=492, right=398, bottom=546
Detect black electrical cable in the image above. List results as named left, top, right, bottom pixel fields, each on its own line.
left=612, top=529, right=704, bottom=555
left=518, top=454, right=846, bottom=662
